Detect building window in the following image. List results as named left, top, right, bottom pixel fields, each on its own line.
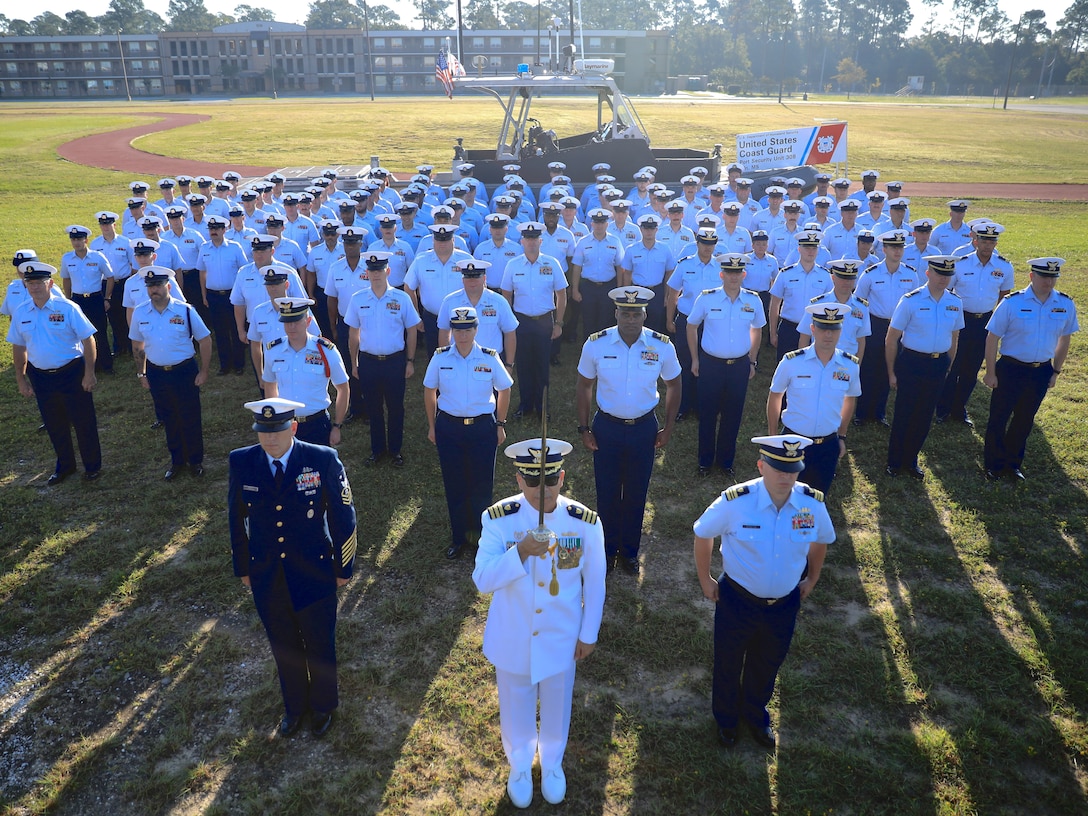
left=149, top=60, right=159, bottom=71
left=239, top=40, right=247, bottom=56
left=337, top=57, right=345, bottom=72
left=3, top=43, right=15, bottom=54
left=171, top=60, right=179, bottom=74
left=9, top=80, right=22, bottom=92
left=37, top=62, right=48, bottom=73
left=314, top=37, right=323, bottom=53
left=390, top=37, right=403, bottom=49
left=57, top=79, right=68, bottom=91
left=347, top=56, right=354, bottom=71
left=200, top=40, right=207, bottom=56
left=53, top=62, right=65, bottom=72
left=391, top=56, right=403, bottom=68
left=522, top=37, right=534, bottom=47
left=346, top=39, right=354, bottom=54
left=181, top=60, right=189, bottom=74
left=181, top=41, right=189, bottom=56
left=5, top=63, right=15, bottom=74
left=131, top=60, right=143, bottom=70
left=295, top=38, right=302, bottom=53
left=50, top=42, right=62, bottom=53
left=589, top=37, right=601, bottom=48
left=316, top=57, right=324, bottom=72
left=274, top=38, right=282, bottom=55
left=103, top=79, right=115, bottom=91
left=101, top=61, right=112, bottom=72
left=423, top=55, right=434, bottom=67
left=150, top=78, right=161, bottom=90
left=471, top=37, right=484, bottom=49
left=336, top=38, right=344, bottom=53
left=129, top=41, right=140, bottom=53
left=424, top=37, right=436, bottom=48
left=373, top=38, right=385, bottom=49
left=81, top=42, right=93, bottom=53
left=218, top=40, right=227, bottom=56
left=99, top=42, right=110, bottom=52
left=228, top=40, right=236, bottom=54
left=84, top=61, right=96, bottom=72
left=373, top=56, right=386, bottom=69
left=145, top=42, right=157, bottom=53
left=33, top=43, right=45, bottom=54
left=490, top=38, right=502, bottom=49
left=256, top=39, right=265, bottom=56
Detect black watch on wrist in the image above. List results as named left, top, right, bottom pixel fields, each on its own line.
left=577, top=424, right=592, bottom=434
left=332, top=422, right=343, bottom=429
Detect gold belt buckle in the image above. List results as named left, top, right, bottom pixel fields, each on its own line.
left=464, top=417, right=475, bottom=425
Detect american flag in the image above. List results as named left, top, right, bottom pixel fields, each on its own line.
left=436, top=47, right=465, bottom=99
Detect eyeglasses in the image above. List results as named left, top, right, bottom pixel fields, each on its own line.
left=521, top=473, right=560, bottom=488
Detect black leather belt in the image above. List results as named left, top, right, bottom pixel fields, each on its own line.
left=31, top=358, right=81, bottom=374
left=723, top=573, right=790, bottom=606
left=1002, top=356, right=1048, bottom=368
left=902, top=348, right=945, bottom=359
left=73, top=292, right=99, bottom=299
left=439, top=411, right=493, bottom=425
left=208, top=288, right=231, bottom=294
left=515, top=312, right=552, bottom=321
left=704, top=352, right=750, bottom=364
left=784, top=427, right=833, bottom=444
left=965, top=310, right=992, bottom=319
left=598, top=409, right=656, bottom=425
left=296, top=409, right=328, bottom=423
left=362, top=350, right=403, bottom=360
left=148, top=359, right=194, bottom=371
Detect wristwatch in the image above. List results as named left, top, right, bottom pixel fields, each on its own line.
left=496, top=419, right=507, bottom=427
left=332, top=422, right=343, bottom=429
left=577, top=424, right=592, bottom=434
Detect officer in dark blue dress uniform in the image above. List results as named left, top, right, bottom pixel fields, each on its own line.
left=228, top=398, right=358, bottom=738
left=424, top=306, right=514, bottom=560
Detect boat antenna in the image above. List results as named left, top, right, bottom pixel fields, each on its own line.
left=456, top=0, right=464, bottom=63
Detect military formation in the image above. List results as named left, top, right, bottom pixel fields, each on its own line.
left=4, top=161, right=1079, bottom=808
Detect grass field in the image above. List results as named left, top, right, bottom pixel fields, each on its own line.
left=0, top=98, right=1086, bottom=815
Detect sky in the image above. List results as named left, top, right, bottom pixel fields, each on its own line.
left=9, top=0, right=1072, bottom=38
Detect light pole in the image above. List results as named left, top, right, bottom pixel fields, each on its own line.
left=1002, top=14, right=1024, bottom=111
left=357, top=0, right=375, bottom=101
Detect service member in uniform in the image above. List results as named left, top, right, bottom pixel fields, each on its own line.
left=686, top=253, right=765, bottom=478
left=424, top=306, right=514, bottom=559
left=262, top=297, right=349, bottom=448
left=936, top=222, right=1014, bottom=426
left=796, top=259, right=871, bottom=358
left=228, top=398, right=357, bottom=738
left=345, top=252, right=422, bottom=467
left=130, top=266, right=212, bottom=479
left=885, top=256, right=964, bottom=479
left=437, top=259, right=519, bottom=363
left=195, top=214, right=249, bottom=375
left=619, top=213, right=676, bottom=333
left=7, top=261, right=102, bottom=484
left=576, top=287, right=681, bottom=574
left=472, top=439, right=605, bottom=808
left=982, top=257, right=1079, bottom=481
left=693, top=434, right=834, bottom=751
left=767, top=304, right=860, bottom=494
left=666, top=226, right=721, bottom=421
left=569, top=209, right=625, bottom=338
left=768, top=230, right=831, bottom=361
left=60, top=224, right=115, bottom=374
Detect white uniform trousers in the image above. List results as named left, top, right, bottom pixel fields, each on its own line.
left=496, top=661, right=576, bottom=773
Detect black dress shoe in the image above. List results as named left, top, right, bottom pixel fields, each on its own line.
left=217, top=369, right=231, bottom=377
left=723, top=467, right=736, bottom=479
left=934, top=414, right=947, bottom=424
left=512, top=409, right=526, bottom=420
left=391, top=454, right=405, bottom=468
left=83, top=470, right=101, bottom=482
left=985, top=469, right=1003, bottom=482
left=1010, top=467, right=1026, bottom=481
left=675, top=411, right=686, bottom=422
left=884, top=466, right=899, bottom=478
left=605, top=555, right=616, bottom=575
left=311, top=710, right=334, bottom=738
left=37, top=423, right=47, bottom=432
left=234, top=367, right=246, bottom=376
left=852, top=417, right=864, bottom=427
left=620, top=557, right=640, bottom=576
left=748, top=722, right=777, bottom=751
left=717, top=727, right=737, bottom=749
left=47, top=468, right=75, bottom=486
left=905, top=465, right=925, bottom=481
left=150, top=420, right=164, bottom=430
left=278, top=713, right=303, bottom=738
left=365, top=453, right=383, bottom=467
left=445, top=544, right=463, bottom=560
left=878, top=417, right=891, bottom=427
left=190, top=464, right=204, bottom=477
left=164, top=467, right=180, bottom=481
left=962, top=415, right=975, bottom=428
left=698, top=466, right=711, bottom=478
left=550, top=357, right=561, bottom=366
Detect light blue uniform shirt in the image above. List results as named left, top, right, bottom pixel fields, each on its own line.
left=855, top=262, right=920, bottom=319
left=621, top=241, right=676, bottom=288
left=500, top=253, right=567, bottom=316
left=128, top=297, right=210, bottom=366
left=366, top=238, right=415, bottom=288
left=693, top=478, right=835, bottom=599
left=986, top=286, right=1079, bottom=363
left=261, top=335, right=349, bottom=417
left=247, top=299, right=319, bottom=345
left=949, top=251, right=1015, bottom=313
left=660, top=224, right=695, bottom=259
left=424, top=343, right=514, bottom=416
left=123, top=269, right=187, bottom=310
left=437, top=288, right=519, bottom=355
left=91, top=235, right=136, bottom=279
left=890, top=287, right=965, bottom=354
left=6, top=290, right=96, bottom=369
left=160, top=228, right=204, bottom=269
left=769, top=264, right=833, bottom=322
left=572, top=235, right=625, bottom=283
left=474, top=238, right=523, bottom=288
left=306, top=241, right=346, bottom=290
left=744, top=253, right=780, bottom=293
left=538, top=226, right=577, bottom=273
left=666, top=254, right=720, bottom=316
left=282, top=214, right=319, bottom=249
left=770, top=346, right=862, bottom=436
left=195, top=239, right=247, bottom=291
left=230, top=262, right=306, bottom=322
left=59, top=249, right=113, bottom=294
left=821, top=222, right=859, bottom=260
left=687, top=287, right=766, bottom=358
left=797, top=293, right=871, bottom=356
left=324, top=258, right=372, bottom=318
left=931, top=221, right=972, bottom=255
left=343, top=286, right=422, bottom=355
left=404, top=248, right=474, bottom=314
left=576, top=326, right=681, bottom=418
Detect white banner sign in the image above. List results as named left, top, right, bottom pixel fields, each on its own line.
left=735, top=123, right=848, bottom=171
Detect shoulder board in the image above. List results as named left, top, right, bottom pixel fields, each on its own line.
left=784, top=348, right=805, bottom=359
left=840, top=350, right=860, bottom=364
left=904, top=288, right=920, bottom=298
left=649, top=330, right=671, bottom=343
left=566, top=503, right=598, bottom=525
left=903, top=263, right=916, bottom=272
left=1057, top=290, right=1073, bottom=301
left=487, top=500, right=521, bottom=519
left=267, top=337, right=285, bottom=348
left=702, top=287, right=718, bottom=295
left=724, top=484, right=750, bottom=501
left=809, top=293, right=824, bottom=303
left=802, top=485, right=825, bottom=502
left=997, top=252, right=1009, bottom=262
left=436, top=344, right=452, bottom=354
left=317, top=336, right=336, bottom=349
left=589, top=328, right=612, bottom=341
left=481, top=346, right=499, bottom=356
left=781, top=263, right=798, bottom=272
left=741, top=287, right=759, bottom=296
left=856, top=296, right=869, bottom=306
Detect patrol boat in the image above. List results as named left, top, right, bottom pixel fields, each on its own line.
left=450, top=58, right=815, bottom=194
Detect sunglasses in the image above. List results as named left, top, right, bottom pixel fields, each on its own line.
left=521, top=473, right=560, bottom=488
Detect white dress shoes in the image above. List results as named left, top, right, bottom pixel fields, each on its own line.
left=507, top=769, right=533, bottom=808
left=541, top=766, right=567, bottom=804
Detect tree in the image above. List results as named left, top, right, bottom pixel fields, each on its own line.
left=1058, top=0, right=1088, bottom=54
left=98, top=0, right=165, bottom=34
left=167, top=0, right=223, bottom=31
left=306, top=0, right=365, bottom=28
left=501, top=1, right=560, bottom=30
left=413, top=0, right=454, bottom=30
left=234, top=4, right=276, bottom=22
left=7, top=19, right=33, bottom=36
left=65, top=10, right=102, bottom=34
left=463, top=0, right=500, bottom=29
left=365, top=3, right=404, bottom=29
left=833, top=56, right=867, bottom=95
left=31, top=12, right=66, bottom=35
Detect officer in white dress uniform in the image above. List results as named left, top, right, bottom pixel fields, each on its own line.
left=472, top=438, right=605, bottom=809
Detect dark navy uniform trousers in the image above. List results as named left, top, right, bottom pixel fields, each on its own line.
left=937, top=310, right=990, bottom=421
left=147, top=357, right=203, bottom=466
left=856, top=315, right=891, bottom=422
left=591, top=410, right=658, bottom=561
left=206, top=289, right=246, bottom=373
left=436, top=411, right=498, bottom=548
left=28, top=357, right=101, bottom=475
left=358, top=350, right=406, bottom=456
left=888, top=349, right=949, bottom=470
left=697, top=351, right=750, bottom=470
left=984, top=357, right=1053, bottom=473
left=514, top=313, right=552, bottom=415
left=72, top=291, right=113, bottom=373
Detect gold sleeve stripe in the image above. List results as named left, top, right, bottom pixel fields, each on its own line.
left=341, top=529, right=358, bottom=566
